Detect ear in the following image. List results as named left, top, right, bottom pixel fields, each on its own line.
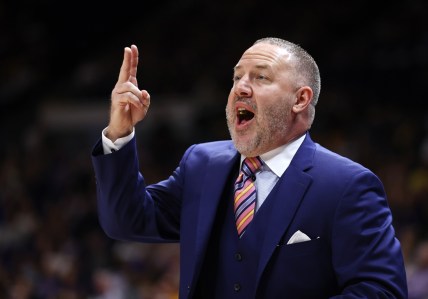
left=292, top=86, right=313, bottom=113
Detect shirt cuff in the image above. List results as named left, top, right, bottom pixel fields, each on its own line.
left=101, top=127, right=135, bottom=154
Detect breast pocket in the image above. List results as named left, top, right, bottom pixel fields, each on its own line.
left=276, top=237, right=323, bottom=257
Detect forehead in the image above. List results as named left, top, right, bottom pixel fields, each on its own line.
left=234, top=43, right=292, bottom=71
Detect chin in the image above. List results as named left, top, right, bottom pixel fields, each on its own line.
left=230, top=130, right=259, bottom=155
left=233, top=141, right=257, bottom=157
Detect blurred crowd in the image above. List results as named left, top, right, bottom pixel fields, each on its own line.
left=1, top=0, right=428, bottom=298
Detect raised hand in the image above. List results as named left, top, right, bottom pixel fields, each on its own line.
left=106, top=45, right=150, bottom=141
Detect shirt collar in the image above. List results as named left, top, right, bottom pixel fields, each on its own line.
left=241, top=133, right=306, bottom=178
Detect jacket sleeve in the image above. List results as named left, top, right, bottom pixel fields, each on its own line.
left=330, top=169, right=408, bottom=298
left=91, top=136, right=195, bottom=243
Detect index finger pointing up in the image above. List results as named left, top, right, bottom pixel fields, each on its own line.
left=117, top=45, right=139, bottom=84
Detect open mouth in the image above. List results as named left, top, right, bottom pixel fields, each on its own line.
left=237, top=107, right=255, bottom=125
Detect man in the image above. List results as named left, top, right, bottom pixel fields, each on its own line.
left=91, top=37, right=408, bottom=298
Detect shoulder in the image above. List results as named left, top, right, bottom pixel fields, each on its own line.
left=193, top=140, right=234, bottom=150
left=181, top=140, right=237, bottom=163
left=309, top=142, right=385, bottom=193
left=299, top=133, right=372, bottom=176
left=304, top=140, right=388, bottom=208
left=185, top=140, right=235, bottom=155
left=314, top=143, right=368, bottom=173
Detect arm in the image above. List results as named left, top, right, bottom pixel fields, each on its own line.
left=331, top=170, right=407, bottom=298
left=92, top=44, right=181, bottom=242
left=92, top=136, right=189, bottom=243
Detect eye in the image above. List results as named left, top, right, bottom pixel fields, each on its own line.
left=257, top=74, right=267, bottom=80
left=233, top=75, right=241, bottom=82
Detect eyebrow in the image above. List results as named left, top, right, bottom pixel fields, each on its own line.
left=233, top=64, right=271, bottom=72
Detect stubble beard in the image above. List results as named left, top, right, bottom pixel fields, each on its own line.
left=226, top=99, right=292, bottom=157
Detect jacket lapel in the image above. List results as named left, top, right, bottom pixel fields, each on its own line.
left=256, top=133, right=316, bottom=285
left=192, top=142, right=239, bottom=279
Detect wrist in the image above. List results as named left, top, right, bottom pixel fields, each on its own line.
left=105, top=126, right=133, bottom=142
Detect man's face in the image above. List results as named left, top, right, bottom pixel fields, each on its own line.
left=226, top=43, right=298, bottom=157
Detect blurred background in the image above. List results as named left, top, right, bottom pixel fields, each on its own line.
left=1, top=0, right=428, bottom=298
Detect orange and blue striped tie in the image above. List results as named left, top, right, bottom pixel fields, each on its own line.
left=234, top=156, right=263, bottom=238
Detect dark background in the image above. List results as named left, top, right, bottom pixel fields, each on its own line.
left=1, top=0, right=428, bottom=298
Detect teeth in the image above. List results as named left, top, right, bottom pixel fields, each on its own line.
left=236, top=107, right=254, bottom=123
left=238, top=108, right=247, bottom=115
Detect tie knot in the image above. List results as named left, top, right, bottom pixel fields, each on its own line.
left=242, top=156, right=263, bottom=177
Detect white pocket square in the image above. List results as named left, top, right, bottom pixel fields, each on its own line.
left=287, top=230, right=311, bottom=245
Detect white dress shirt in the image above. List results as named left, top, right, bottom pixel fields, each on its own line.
left=101, top=127, right=135, bottom=154
left=242, top=134, right=306, bottom=211
left=101, top=128, right=305, bottom=210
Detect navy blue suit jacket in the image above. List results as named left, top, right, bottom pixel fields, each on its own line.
left=91, top=133, right=407, bottom=298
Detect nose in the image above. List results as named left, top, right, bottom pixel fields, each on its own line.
left=234, top=77, right=252, bottom=98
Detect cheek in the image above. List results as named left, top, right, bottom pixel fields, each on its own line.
left=256, top=99, right=275, bottom=117
left=226, top=93, right=235, bottom=111
left=227, top=89, right=235, bottom=103
left=257, top=97, right=290, bottom=121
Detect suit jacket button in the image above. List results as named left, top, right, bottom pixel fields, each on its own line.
left=234, top=283, right=241, bottom=292
left=235, top=252, right=242, bottom=261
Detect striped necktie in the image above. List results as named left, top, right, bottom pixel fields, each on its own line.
left=234, top=156, right=263, bottom=238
